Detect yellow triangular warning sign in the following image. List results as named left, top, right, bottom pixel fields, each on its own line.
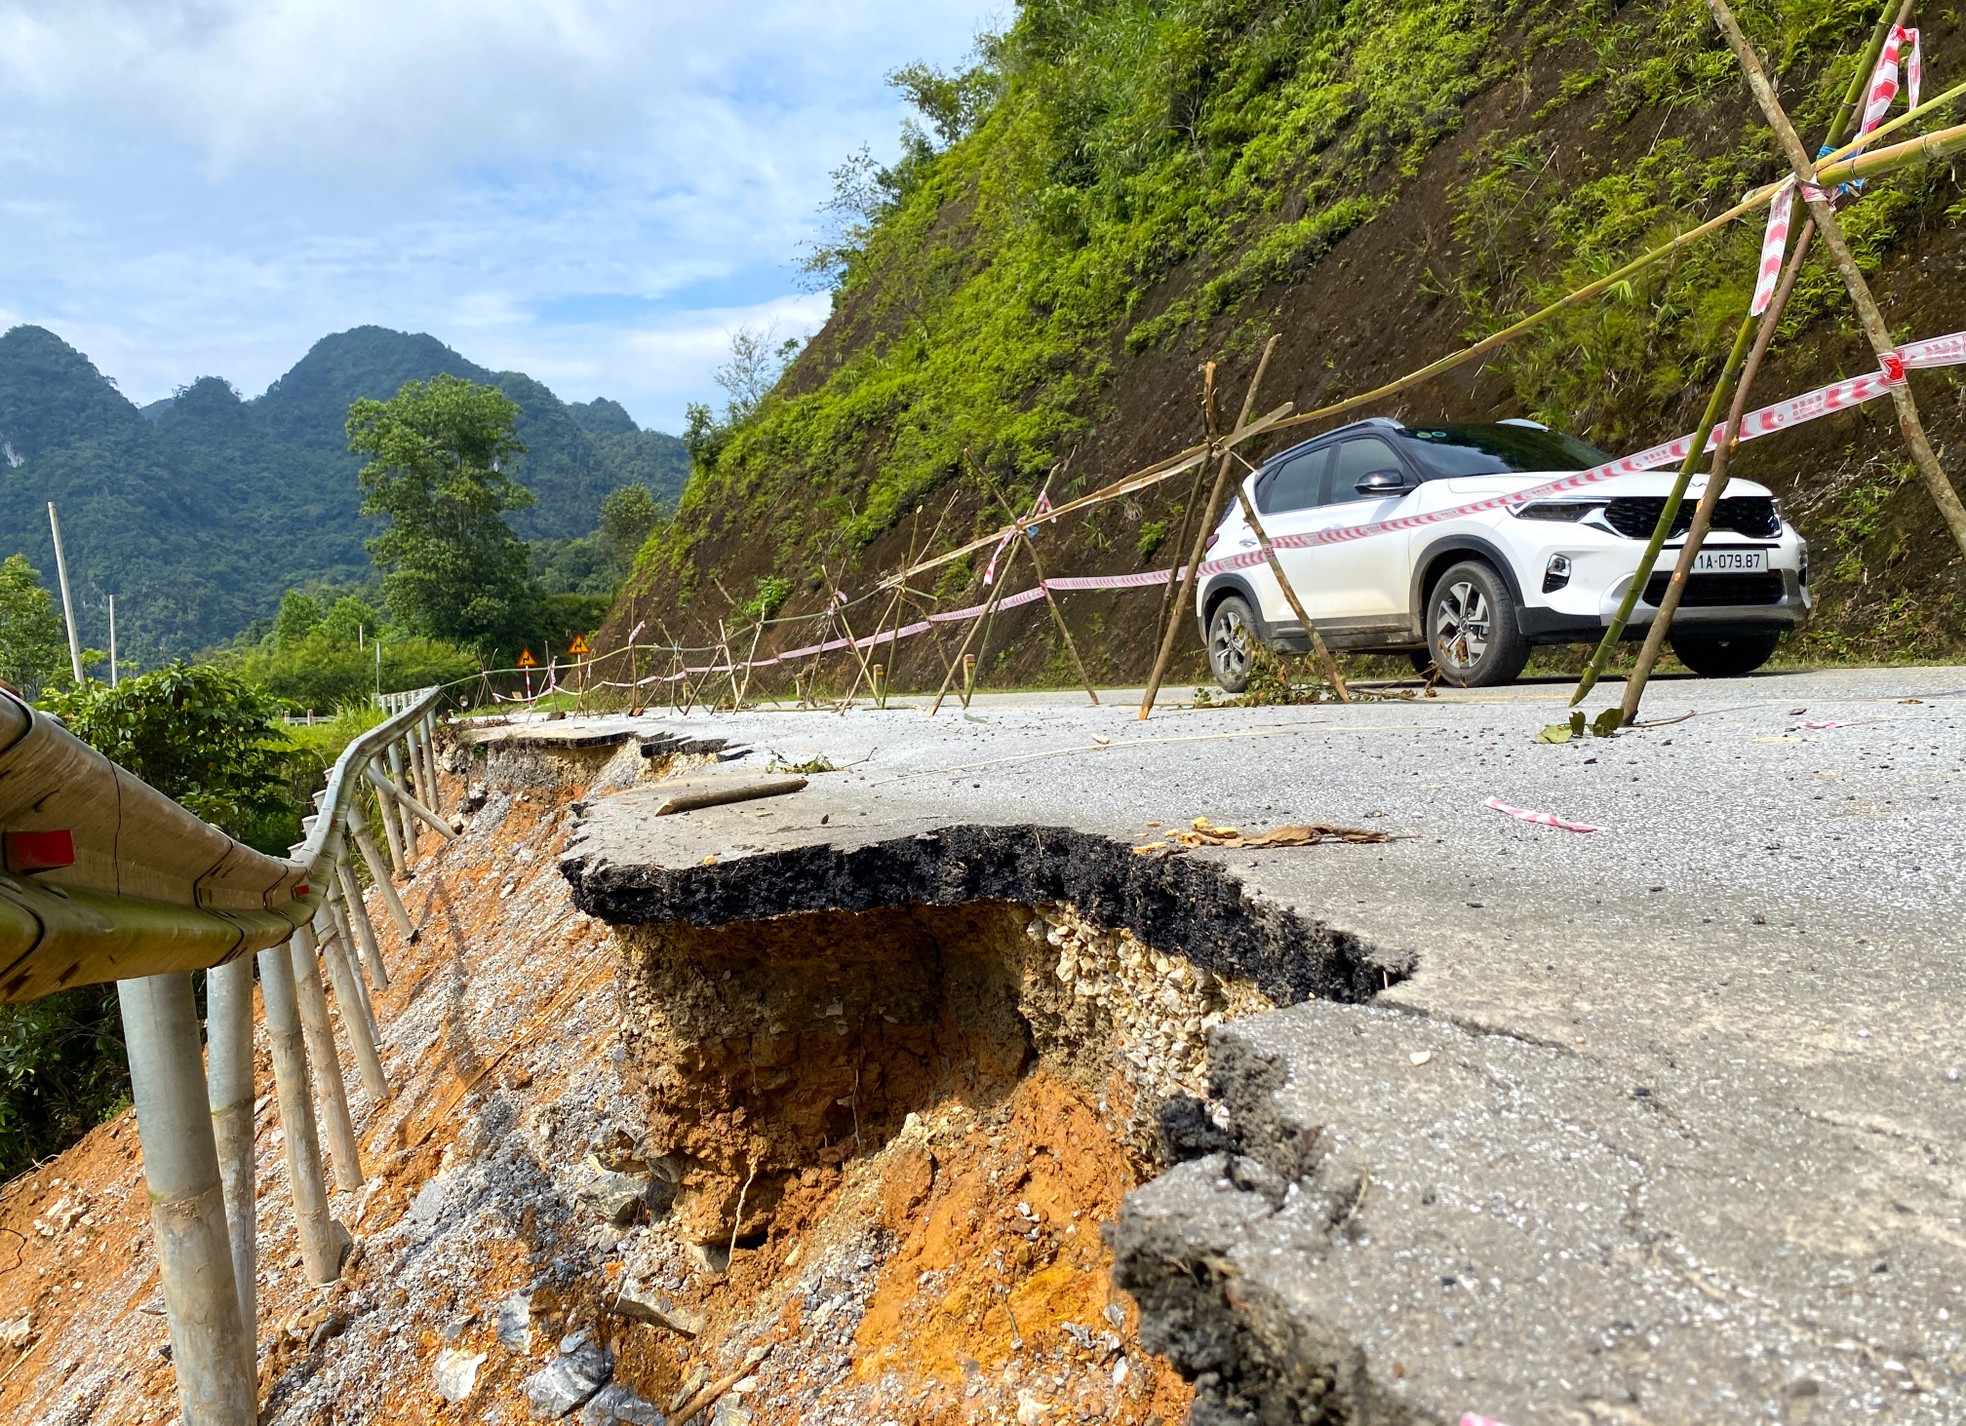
left=517, top=648, right=537, bottom=668
left=568, top=634, right=592, bottom=656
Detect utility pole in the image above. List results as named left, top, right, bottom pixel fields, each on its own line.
left=47, top=503, right=85, bottom=684
left=108, top=595, right=119, bottom=688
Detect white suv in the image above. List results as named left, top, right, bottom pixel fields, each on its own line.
left=1197, top=418, right=1810, bottom=690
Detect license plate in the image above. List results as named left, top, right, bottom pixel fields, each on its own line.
left=1687, top=548, right=1768, bottom=574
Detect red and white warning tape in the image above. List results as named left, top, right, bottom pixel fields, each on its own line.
left=497, top=326, right=1966, bottom=697
left=1485, top=796, right=1600, bottom=834
left=1753, top=25, right=1922, bottom=315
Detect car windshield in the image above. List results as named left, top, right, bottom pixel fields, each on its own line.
left=1398, top=423, right=1611, bottom=478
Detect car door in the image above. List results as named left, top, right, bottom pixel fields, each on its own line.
left=1237, top=446, right=1331, bottom=632
left=1281, top=434, right=1418, bottom=628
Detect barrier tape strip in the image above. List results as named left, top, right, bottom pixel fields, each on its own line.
left=1485, top=796, right=1600, bottom=834
left=485, top=328, right=1966, bottom=703
left=1757, top=26, right=1924, bottom=313
left=1862, top=25, right=1921, bottom=134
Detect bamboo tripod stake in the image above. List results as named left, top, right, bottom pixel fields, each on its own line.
left=972, top=459, right=1101, bottom=705
left=1709, top=0, right=1966, bottom=561
left=1139, top=341, right=1278, bottom=717
left=1617, top=0, right=1921, bottom=722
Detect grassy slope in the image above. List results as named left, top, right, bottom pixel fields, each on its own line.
left=611, top=0, right=1966, bottom=688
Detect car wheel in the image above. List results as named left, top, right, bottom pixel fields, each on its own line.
left=1668, top=631, right=1779, bottom=677
left=1207, top=595, right=1258, bottom=694
left=1426, top=561, right=1530, bottom=688
left=1406, top=650, right=1435, bottom=677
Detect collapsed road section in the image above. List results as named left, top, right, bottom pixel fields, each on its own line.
left=559, top=771, right=1412, bottom=1424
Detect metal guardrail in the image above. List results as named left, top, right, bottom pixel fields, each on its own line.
left=0, top=686, right=445, bottom=1002
left=0, top=683, right=454, bottom=1425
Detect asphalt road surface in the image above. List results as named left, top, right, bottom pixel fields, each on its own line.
left=531, top=665, right=1966, bottom=1423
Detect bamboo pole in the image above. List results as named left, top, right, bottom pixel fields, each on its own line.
left=288, top=925, right=364, bottom=1194
left=1141, top=337, right=1283, bottom=718
left=819, top=564, right=881, bottom=706
left=1621, top=229, right=1814, bottom=721
left=1226, top=471, right=1351, bottom=700
left=1571, top=313, right=1759, bottom=705
left=963, top=527, right=1029, bottom=709
left=929, top=551, right=1018, bottom=716
left=1709, top=0, right=1966, bottom=560
left=1606, top=2, right=1907, bottom=722
left=258, top=939, right=344, bottom=1282
left=973, top=463, right=1099, bottom=704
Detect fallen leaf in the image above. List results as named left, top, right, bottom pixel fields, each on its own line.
left=1409, top=1050, right=1433, bottom=1067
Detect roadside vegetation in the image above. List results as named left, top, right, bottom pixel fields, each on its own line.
left=623, top=0, right=1962, bottom=675
left=2, top=663, right=338, bottom=1180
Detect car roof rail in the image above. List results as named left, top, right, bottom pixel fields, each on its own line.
left=1498, top=417, right=1549, bottom=430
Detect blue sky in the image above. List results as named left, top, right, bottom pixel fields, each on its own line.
left=0, top=1, right=996, bottom=432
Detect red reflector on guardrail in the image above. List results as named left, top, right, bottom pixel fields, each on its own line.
left=5, top=829, right=76, bottom=874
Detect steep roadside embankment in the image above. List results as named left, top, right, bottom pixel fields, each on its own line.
left=609, top=0, right=1966, bottom=687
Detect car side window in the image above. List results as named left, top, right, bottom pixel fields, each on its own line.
left=1257, top=448, right=1330, bottom=513
left=1325, top=436, right=1407, bottom=502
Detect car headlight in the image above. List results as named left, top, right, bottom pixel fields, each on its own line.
left=1511, top=502, right=1603, bottom=521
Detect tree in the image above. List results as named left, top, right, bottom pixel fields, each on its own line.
left=347, top=374, right=537, bottom=655
left=713, top=326, right=804, bottom=426
left=0, top=553, right=67, bottom=697
left=274, top=589, right=323, bottom=647
left=39, top=662, right=298, bottom=850
left=598, top=481, right=663, bottom=571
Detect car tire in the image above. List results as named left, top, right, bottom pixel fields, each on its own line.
left=1425, top=561, right=1530, bottom=688
left=1207, top=595, right=1258, bottom=694
left=1407, top=650, right=1435, bottom=677
left=1668, top=631, right=1780, bottom=678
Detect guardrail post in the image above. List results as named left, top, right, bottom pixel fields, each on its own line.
left=346, top=801, right=414, bottom=942
left=318, top=907, right=389, bottom=1103
left=367, top=755, right=407, bottom=876
left=385, top=741, right=417, bottom=865
left=259, top=939, right=347, bottom=1279
left=417, top=714, right=444, bottom=817
left=333, top=846, right=389, bottom=990
left=117, top=972, right=257, bottom=1426
left=203, top=958, right=257, bottom=1356
left=365, top=763, right=460, bottom=845
left=288, top=924, right=364, bottom=1193
left=323, top=894, right=380, bottom=1048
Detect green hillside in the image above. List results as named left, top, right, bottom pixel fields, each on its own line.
left=0, top=325, right=687, bottom=661
left=611, top=0, right=1966, bottom=683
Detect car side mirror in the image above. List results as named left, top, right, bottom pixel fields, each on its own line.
left=1354, top=467, right=1413, bottom=495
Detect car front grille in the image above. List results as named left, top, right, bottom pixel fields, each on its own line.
left=1604, top=496, right=1780, bottom=540
left=1642, top=572, right=1786, bottom=607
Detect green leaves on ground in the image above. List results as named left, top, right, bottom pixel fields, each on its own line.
left=349, top=374, right=537, bottom=656
left=1539, top=707, right=1625, bottom=742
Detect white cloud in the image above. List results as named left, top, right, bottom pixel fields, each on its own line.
left=0, top=0, right=992, bottom=428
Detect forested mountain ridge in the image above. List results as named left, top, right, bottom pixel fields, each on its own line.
left=0, top=324, right=687, bottom=661
left=609, top=0, right=1966, bottom=685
